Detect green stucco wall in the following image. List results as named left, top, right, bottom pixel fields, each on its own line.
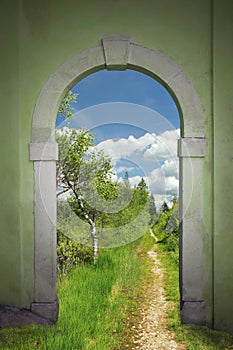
left=213, top=1, right=233, bottom=333
left=0, top=0, right=232, bottom=333
left=0, top=3, right=23, bottom=307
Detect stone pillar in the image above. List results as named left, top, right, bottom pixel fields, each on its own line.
left=30, top=141, right=58, bottom=323
left=178, top=137, right=207, bottom=325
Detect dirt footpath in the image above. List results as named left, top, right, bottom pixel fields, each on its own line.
left=129, top=232, right=186, bottom=350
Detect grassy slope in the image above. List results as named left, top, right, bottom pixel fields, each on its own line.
left=0, top=234, right=153, bottom=350
left=155, top=228, right=233, bottom=350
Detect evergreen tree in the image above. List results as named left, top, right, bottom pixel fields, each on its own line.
left=149, top=194, right=158, bottom=226
left=124, top=171, right=131, bottom=188
left=137, top=177, right=147, bottom=190
left=160, top=201, right=169, bottom=214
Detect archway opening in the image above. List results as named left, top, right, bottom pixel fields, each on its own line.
left=56, top=68, right=180, bottom=253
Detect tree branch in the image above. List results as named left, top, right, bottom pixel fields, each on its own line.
left=56, top=187, right=71, bottom=198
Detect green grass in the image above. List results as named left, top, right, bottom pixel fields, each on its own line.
left=155, top=230, right=233, bottom=350
left=3, top=225, right=232, bottom=350
left=0, top=234, right=153, bottom=350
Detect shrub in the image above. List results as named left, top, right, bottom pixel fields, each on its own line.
left=57, top=229, right=93, bottom=276
left=153, top=203, right=179, bottom=265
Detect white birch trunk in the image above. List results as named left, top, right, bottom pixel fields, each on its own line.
left=78, top=195, right=98, bottom=263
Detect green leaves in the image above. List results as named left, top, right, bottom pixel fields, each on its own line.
left=152, top=197, right=179, bottom=264
left=57, top=229, right=93, bottom=276
left=58, top=90, right=78, bottom=119
left=56, top=90, right=153, bottom=251
left=56, top=127, right=95, bottom=198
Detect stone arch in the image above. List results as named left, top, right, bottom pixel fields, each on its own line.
left=30, top=36, right=207, bottom=324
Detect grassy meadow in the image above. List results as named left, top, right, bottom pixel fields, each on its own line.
left=154, top=222, right=233, bottom=350
left=0, top=234, right=153, bottom=350
left=1, top=216, right=233, bottom=349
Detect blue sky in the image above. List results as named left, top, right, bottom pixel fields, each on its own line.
left=56, top=69, right=180, bottom=206
left=56, top=69, right=179, bottom=128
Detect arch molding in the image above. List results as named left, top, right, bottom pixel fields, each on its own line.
left=30, top=36, right=207, bottom=325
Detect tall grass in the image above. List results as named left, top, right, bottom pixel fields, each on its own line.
left=154, top=226, right=233, bottom=350
left=0, top=234, right=153, bottom=350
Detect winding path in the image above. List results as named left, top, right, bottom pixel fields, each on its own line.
left=129, top=230, right=186, bottom=350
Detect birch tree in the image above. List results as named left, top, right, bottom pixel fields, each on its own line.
left=56, top=127, right=116, bottom=262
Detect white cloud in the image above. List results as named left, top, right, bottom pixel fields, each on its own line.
left=147, top=164, right=178, bottom=197
left=117, top=175, right=143, bottom=188
left=55, top=126, right=72, bottom=136
left=147, top=168, right=166, bottom=194
left=95, top=129, right=179, bottom=162
left=95, top=137, right=135, bottom=158
left=162, top=159, right=179, bottom=179
left=129, top=175, right=145, bottom=187
left=164, top=176, right=179, bottom=193
left=152, top=194, right=175, bottom=209
left=144, top=129, right=179, bottom=161
left=94, top=132, right=157, bottom=160
left=92, top=128, right=180, bottom=201
left=110, top=173, right=118, bottom=182
left=116, top=166, right=135, bottom=174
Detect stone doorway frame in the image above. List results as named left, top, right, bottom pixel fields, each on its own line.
left=30, top=36, right=207, bottom=324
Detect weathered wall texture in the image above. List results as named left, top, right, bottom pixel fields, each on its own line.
left=0, top=0, right=232, bottom=333
left=213, top=1, right=233, bottom=332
